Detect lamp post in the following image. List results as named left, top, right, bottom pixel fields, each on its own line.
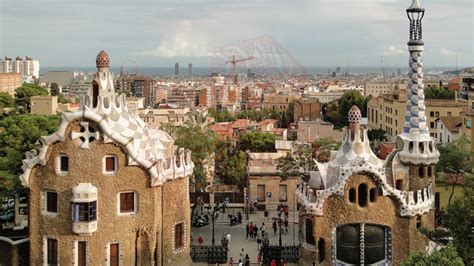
left=210, top=202, right=221, bottom=246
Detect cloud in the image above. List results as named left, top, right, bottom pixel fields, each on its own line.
left=132, top=21, right=213, bottom=57
left=381, top=45, right=404, bottom=56
left=440, top=48, right=456, bottom=56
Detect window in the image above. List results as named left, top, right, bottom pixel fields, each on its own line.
left=257, top=185, right=265, bottom=202
left=59, top=154, right=69, bottom=172
left=430, top=111, right=434, bottom=117
left=47, top=238, right=58, bottom=265
left=428, top=166, right=433, bottom=177
left=349, top=188, right=356, bottom=203
left=369, top=188, right=377, bottom=202
left=336, top=224, right=388, bottom=264
left=416, top=216, right=421, bottom=229
left=46, top=192, right=58, bottom=213
left=430, top=122, right=435, bottom=129
left=358, top=184, right=367, bottom=207
left=119, top=192, right=135, bottom=213
left=279, top=185, right=287, bottom=202
left=395, top=179, right=403, bottom=190
left=71, top=201, right=97, bottom=222
left=419, top=166, right=425, bottom=178
left=447, top=112, right=452, bottom=116
left=435, top=112, right=439, bottom=117
left=78, top=241, right=87, bottom=266
left=305, top=219, right=315, bottom=245
left=318, top=239, right=325, bottom=263
left=109, top=243, right=119, bottom=266
left=104, top=156, right=117, bottom=173
left=174, top=223, right=184, bottom=249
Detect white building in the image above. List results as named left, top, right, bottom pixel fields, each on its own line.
left=435, top=116, right=462, bottom=144
left=0, top=56, right=40, bottom=83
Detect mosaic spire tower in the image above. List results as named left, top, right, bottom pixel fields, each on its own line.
left=397, top=0, right=439, bottom=165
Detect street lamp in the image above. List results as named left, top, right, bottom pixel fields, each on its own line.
left=406, top=0, right=425, bottom=45
left=208, top=202, right=221, bottom=246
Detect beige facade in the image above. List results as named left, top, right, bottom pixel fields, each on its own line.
left=247, top=143, right=299, bottom=211
left=31, top=95, right=59, bottom=115
left=262, top=94, right=301, bottom=113
left=297, top=120, right=343, bottom=142
left=368, top=89, right=467, bottom=142
left=364, top=82, right=400, bottom=97
left=0, top=73, right=22, bottom=96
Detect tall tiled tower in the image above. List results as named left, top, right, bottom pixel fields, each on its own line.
left=396, top=0, right=439, bottom=204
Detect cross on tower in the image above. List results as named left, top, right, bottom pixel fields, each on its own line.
left=71, top=122, right=100, bottom=149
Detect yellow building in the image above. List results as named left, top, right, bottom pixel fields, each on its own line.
left=262, top=94, right=301, bottom=114
left=0, top=73, right=22, bottom=96
left=368, top=88, right=467, bottom=142
left=434, top=182, right=464, bottom=210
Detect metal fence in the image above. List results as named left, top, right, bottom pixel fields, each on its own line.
left=261, top=244, right=299, bottom=265
left=190, top=245, right=228, bottom=264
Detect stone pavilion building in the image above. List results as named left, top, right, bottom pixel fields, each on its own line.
left=296, top=1, right=439, bottom=265
left=20, top=51, right=194, bottom=265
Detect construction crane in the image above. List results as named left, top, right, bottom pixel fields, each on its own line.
left=226, top=55, right=254, bottom=85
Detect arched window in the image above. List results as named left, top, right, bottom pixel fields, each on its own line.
left=414, top=191, right=418, bottom=204
left=318, top=238, right=325, bottom=263
left=305, top=219, right=315, bottom=245
left=416, top=216, right=421, bottom=228
left=358, top=184, right=368, bottom=207
left=418, top=142, right=424, bottom=153
left=409, top=141, right=414, bottom=152
left=369, top=188, right=377, bottom=202
left=427, top=166, right=433, bottom=177
left=349, top=188, right=356, bottom=203
left=419, top=166, right=425, bottom=178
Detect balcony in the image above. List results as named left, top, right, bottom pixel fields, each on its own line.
left=71, top=183, right=98, bottom=236
left=72, top=221, right=98, bottom=235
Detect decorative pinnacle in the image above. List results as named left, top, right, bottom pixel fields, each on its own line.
left=408, top=0, right=422, bottom=10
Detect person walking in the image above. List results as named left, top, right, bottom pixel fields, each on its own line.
left=284, top=218, right=289, bottom=233
left=246, top=223, right=250, bottom=240
left=272, top=220, right=277, bottom=236
left=197, top=235, right=204, bottom=245
left=257, top=251, right=262, bottom=264
left=260, top=223, right=266, bottom=238
left=239, top=249, right=244, bottom=264
left=280, top=258, right=285, bottom=266
left=254, top=226, right=259, bottom=240
left=249, top=223, right=254, bottom=240
left=245, top=254, right=250, bottom=266
left=270, top=259, right=277, bottom=266
left=257, top=233, right=262, bottom=249
left=226, top=232, right=232, bottom=247
left=228, top=257, right=234, bottom=265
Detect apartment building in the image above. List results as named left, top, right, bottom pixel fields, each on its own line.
left=367, top=88, right=467, bottom=141
left=0, top=73, right=22, bottom=96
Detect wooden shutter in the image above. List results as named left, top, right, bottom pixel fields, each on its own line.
left=47, top=192, right=58, bottom=213
left=110, top=243, right=119, bottom=266
left=47, top=239, right=58, bottom=265
left=120, top=193, right=134, bottom=213
left=105, top=157, right=115, bottom=172
left=78, top=241, right=86, bottom=266
left=175, top=223, right=183, bottom=248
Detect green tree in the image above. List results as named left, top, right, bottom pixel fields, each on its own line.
left=444, top=172, right=474, bottom=264
left=401, top=244, right=464, bottom=266
left=58, top=93, right=71, bottom=104
left=50, top=83, right=60, bottom=96
left=277, top=143, right=317, bottom=180
left=424, top=86, right=455, bottom=100
left=173, top=125, right=218, bottom=187
left=437, top=136, right=472, bottom=205
left=237, top=131, right=276, bottom=152
left=14, top=83, right=48, bottom=112
left=215, top=140, right=247, bottom=186
left=339, top=90, right=367, bottom=121
left=0, top=92, right=14, bottom=109
left=312, top=137, right=340, bottom=162
left=0, top=114, right=61, bottom=195
left=368, top=128, right=388, bottom=142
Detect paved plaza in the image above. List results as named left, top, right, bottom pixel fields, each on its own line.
left=191, top=208, right=300, bottom=265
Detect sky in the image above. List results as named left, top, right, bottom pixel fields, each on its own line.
left=0, top=0, right=472, bottom=68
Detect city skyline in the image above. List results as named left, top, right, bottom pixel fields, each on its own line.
left=0, top=0, right=472, bottom=68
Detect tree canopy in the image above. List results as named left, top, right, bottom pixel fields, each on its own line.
left=237, top=131, right=276, bottom=152
left=401, top=243, right=464, bottom=266
left=171, top=125, right=218, bottom=187
left=312, top=137, right=340, bottom=162
left=14, top=83, right=48, bottom=112
left=0, top=113, right=61, bottom=195
left=50, top=83, right=59, bottom=96
left=215, top=140, right=247, bottom=187
left=277, top=143, right=317, bottom=180
left=0, top=92, right=14, bottom=109
left=325, top=91, right=370, bottom=128
left=424, top=86, right=455, bottom=100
